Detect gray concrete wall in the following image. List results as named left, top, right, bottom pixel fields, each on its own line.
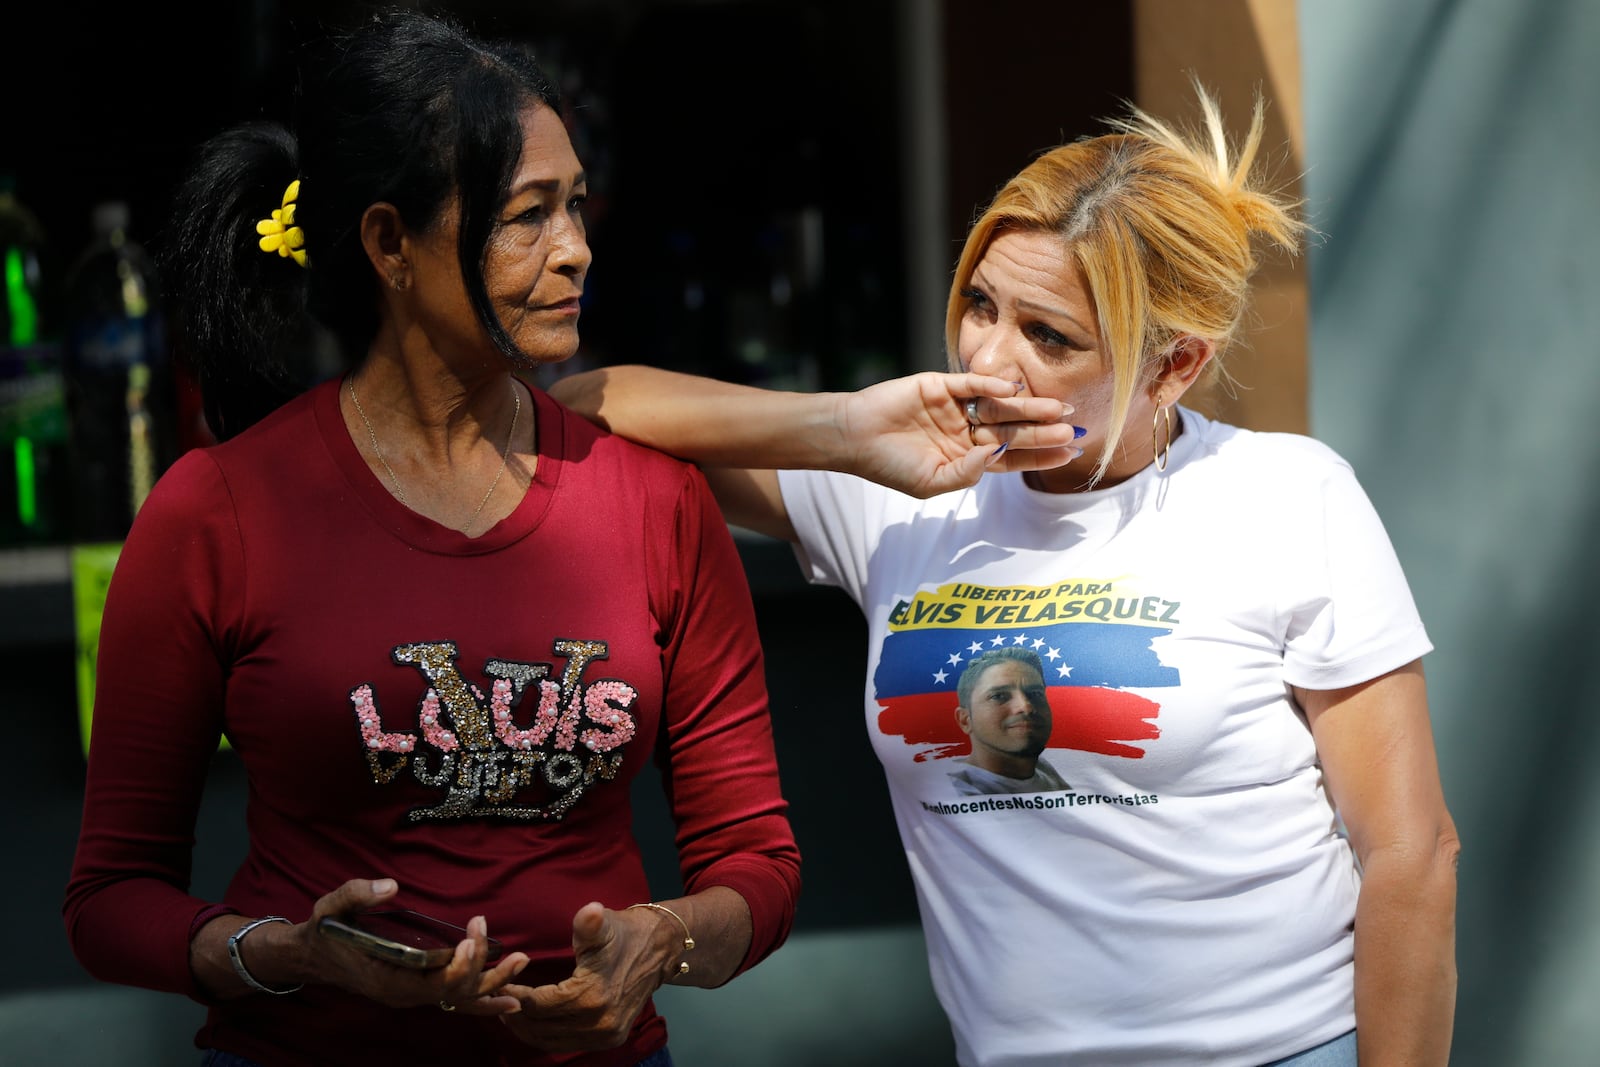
left=1300, top=1, right=1600, bottom=1061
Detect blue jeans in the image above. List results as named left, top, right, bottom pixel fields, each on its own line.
left=202, top=1047, right=675, bottom=1066
left=1262, top=1030, right=1358, bottom=1066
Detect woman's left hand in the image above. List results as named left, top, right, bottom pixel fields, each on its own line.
left=837, top=371, right=1083, bottom=497
left=495, top=901, right=678, bottom=1052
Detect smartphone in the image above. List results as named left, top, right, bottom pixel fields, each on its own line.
left=317, top=909, right=503, bottom=969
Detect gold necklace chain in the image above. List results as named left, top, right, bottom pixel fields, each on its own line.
left=348, top=377, right=521, bottom=536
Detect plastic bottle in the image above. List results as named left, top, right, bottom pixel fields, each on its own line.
left=60, top=201, right=176, bottom=543
left=0, top=176, right=69, bottom=545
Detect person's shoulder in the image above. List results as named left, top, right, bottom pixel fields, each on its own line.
left=156, top=443, right=226, bottom=492
left=544, top=389, right=709, bottom=507
left=550, top=392, right=694, bottom=473
left=207, top=382, right=323, bottom=462
left=1188, top=410, right=1353, bottom=479
left=945, top=764, right=982, bottom=795
left=133, top=442, right=233, bottom=534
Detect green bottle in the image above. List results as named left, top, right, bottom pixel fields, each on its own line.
left=0, top=176, right=68, bottom=545
left=61, top=201, right=175, bottom=543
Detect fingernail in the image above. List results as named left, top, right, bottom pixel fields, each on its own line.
left=372, top=879, right=396, bottom=894
left=985, top=442, right=1008, bottom=466
left=1073, top=425, right=1087, bottom=439
left=1011, top=382, right=1024, bottom=394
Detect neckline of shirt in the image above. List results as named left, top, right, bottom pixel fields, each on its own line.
left=314, top=376, right=559, bottom=555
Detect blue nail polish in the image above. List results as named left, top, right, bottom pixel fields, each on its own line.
left=1073, top=425, right=1087, bottom=439
left=986, top=442, right=1009, bottom=465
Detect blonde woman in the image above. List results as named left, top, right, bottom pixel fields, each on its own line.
left=555, top=86, right=1458, bottom=1067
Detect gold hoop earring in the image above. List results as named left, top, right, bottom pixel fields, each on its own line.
left=1152, top=404, right=1173, bottom=472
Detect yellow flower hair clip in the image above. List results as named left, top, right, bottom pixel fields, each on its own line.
left=256, top=180, right=308, bottom=267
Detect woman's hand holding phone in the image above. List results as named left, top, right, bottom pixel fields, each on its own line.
left=303, top=877, right=529, bottom=1013
left=318, top=909, right=505, bottom=969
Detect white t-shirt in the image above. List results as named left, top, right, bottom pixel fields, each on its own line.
left=778, top=409, right=1431, bottom=1067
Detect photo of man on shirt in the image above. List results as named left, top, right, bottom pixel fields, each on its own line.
left=948, top=647, right=1072, bottom=796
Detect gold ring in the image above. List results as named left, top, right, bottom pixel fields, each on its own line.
left=439, top=1000, right=456, bottom=1012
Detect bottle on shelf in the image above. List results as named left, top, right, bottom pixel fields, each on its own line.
left=0, top=175, right=70, bottom=546
left=60, top=200, right=177, bottom=545
left=57, top=200, right=183, bottom=756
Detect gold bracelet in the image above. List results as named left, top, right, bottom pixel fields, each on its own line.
left=627, top=901, right=695, bottom=975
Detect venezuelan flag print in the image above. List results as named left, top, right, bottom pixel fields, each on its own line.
left=872, top=578, right=1181, bottom=761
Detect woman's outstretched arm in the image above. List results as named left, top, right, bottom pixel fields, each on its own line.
left=550, top=364, right=1081, bottom=537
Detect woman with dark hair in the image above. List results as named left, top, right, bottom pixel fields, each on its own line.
left=62, top=9, right=799, bottom=1065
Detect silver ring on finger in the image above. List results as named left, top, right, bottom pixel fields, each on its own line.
left=439, top=1000, right=457, bottom=1012
left=964, top=398, right=981, bottom=426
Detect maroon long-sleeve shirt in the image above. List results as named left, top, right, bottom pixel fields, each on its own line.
left=64, top=379, right=801, bottom=1066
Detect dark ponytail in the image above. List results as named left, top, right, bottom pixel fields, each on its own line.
left=160, top=122, right=311, bottom=441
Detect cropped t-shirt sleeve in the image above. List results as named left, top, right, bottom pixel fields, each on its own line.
left=775, top=467, right=876, bottom=601
left=1279, top=452, right=1432, bottom=690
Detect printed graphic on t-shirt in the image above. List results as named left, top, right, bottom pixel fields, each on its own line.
left=874, top=580, right=1179, bottom=790
left=349, top=638, right=636, bottom=821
